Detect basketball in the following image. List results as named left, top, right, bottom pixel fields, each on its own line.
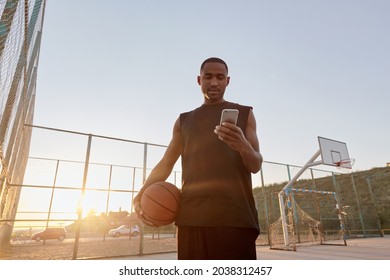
left=140, top=181, right=181, bottom=226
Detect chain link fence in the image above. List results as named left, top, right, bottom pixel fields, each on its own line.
left=0, top=124, right=387, bottom=259
left=0, top=0, right=46, bottom=255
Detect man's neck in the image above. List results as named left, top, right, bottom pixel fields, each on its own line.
left=203, top=98, right=226, bottom=105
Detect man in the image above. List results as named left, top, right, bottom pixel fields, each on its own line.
left=134, top=57, right=263, bottom=259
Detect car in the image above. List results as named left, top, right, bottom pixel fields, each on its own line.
left=31, top=227, right=66, bottom=242
left=109, top=224, right=139, bottom=238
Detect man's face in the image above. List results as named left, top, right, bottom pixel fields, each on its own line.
left=197, top=62, right=230, bottom=104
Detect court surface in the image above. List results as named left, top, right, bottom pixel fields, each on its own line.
left=112, top=236, right=390, bottom=260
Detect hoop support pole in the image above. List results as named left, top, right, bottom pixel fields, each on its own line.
left=279, top=149, right=322, bottom=246
left=278, top=191, right=289, bottom=246
left=282, top=149, right=322, bottom=192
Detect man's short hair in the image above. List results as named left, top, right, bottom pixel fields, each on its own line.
left=200, top=57, right=229, bottom=74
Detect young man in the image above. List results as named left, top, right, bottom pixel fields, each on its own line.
left=134, top=57, right=263, bottom=259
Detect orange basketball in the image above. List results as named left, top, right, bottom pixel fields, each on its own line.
left=140, top=181, right=181, bottom=226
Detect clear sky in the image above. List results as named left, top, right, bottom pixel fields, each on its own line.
left=35, top=0, right=390, bottom=172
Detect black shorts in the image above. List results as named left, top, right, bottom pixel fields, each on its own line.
left=177, top=226, right=258, bottom=260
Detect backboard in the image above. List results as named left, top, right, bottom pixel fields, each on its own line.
left=318, top=136, right=352, bottom=169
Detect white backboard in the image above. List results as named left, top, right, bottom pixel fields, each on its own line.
left=318, top=136, right=352, bottom=169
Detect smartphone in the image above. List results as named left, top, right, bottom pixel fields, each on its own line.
left=220, top=109, right=239, bottom=125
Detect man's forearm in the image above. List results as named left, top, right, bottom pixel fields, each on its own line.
left=142, top=160, right=174, bottom=192
left=239, top=139, right=263, bottom=173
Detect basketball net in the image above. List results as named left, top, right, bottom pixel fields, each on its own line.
left=335, top=158, right=355, bottom=169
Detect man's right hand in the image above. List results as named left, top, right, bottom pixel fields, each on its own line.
left=133, top=194, right=157, bottom=227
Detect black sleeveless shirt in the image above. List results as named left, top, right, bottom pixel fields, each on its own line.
left=176, top=101, right=259, bottom=232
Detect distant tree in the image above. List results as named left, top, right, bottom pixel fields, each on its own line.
left=86, top=208, right=97, bottom=218
left=108, top=211, right=129, bottom=220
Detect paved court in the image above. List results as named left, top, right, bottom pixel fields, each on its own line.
left=114, top=236, right=390, bottom=260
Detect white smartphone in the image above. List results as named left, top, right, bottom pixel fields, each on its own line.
left=220, top=109, right=239, bottom=125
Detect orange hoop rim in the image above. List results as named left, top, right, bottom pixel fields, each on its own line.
left=335, top=158, right=355, bottom=168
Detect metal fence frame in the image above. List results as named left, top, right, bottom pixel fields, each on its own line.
left=0, top=124, right=386, bottom=259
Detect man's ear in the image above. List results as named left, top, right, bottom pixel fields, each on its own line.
left=197, top=75, right=201, bottom=85
left=227, top=76, right=230, bottom=86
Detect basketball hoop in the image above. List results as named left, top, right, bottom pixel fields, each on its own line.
left=335, top=158, right=355, bottom=169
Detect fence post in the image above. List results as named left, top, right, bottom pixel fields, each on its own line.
left=259, top=168, right=271, bottom=245
left=72, top=134, right=92, bottom=259
left=310, top=169, right=322, bottom=223
left=366, top=176, right=384, bottom=237
left=350, top=173, right=366, bottom=237
left=131, top=167, right=136, bottom=213
left=286, top=164, right=291, bottom=181
left=45, top=160, right=60, bottom=230
left=139, top=143, right=148, bottom=256
left=142, top=143, right=148, bottom=184
left=103, top=165, right=113, bottom=242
